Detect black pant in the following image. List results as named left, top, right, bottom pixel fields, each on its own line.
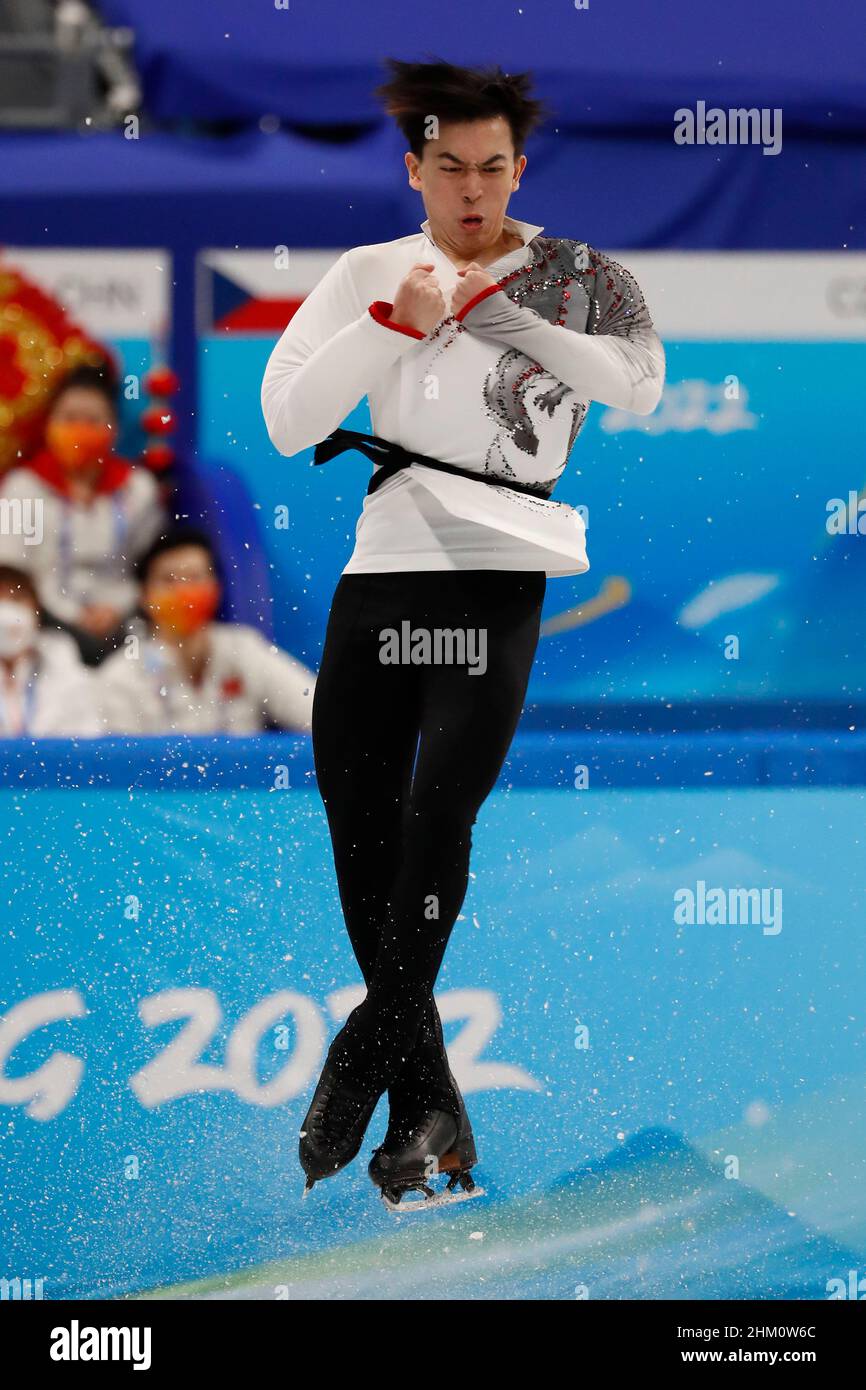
left=311, top=568, right=546, bottom=1102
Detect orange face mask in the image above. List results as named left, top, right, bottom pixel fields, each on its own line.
left=46, top=419, right=114, bottom=472
left=147, top=579, right=221, bottom=637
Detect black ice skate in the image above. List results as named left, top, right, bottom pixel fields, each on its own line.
left=299, top=1058, right=380, bottom=1194
left=368, top=1088, right=483, bottom=1212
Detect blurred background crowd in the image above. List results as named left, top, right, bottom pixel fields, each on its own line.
left=0, top=355, right=316, bottom=735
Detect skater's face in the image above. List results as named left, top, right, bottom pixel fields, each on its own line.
left=405, top=116, right=526, bottom=258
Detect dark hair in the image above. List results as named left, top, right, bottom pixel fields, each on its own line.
left=0, top=564, right=41, bottom=610
left=134, top=525, right=223, bottom=588
left=49, top=362, right=120, bottom=419
left=374, top=57, right=549, bottom=159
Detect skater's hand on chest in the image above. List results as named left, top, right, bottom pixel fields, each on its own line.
left=450, top=264, right=499, bottom=317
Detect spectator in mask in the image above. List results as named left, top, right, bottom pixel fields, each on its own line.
left=0, top=564, right=101, bottom=737
left=0, top=361, right=166, bottom=666
left=95, top=525, right=316, bottom=734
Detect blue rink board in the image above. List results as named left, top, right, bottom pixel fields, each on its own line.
left=1, top=735, right=865, bottom=1300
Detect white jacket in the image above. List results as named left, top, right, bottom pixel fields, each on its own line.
left=0, top=463, right=165, bottom=625
left=0, top=630, right=102, bottom=737
left=95, top=620, right=316, bottom=734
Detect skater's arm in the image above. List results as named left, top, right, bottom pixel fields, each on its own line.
left=455, top=252, right=665, bottom=416
left=261, top=252, right=425, bottom=458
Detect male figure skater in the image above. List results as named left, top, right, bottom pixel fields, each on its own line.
left=261, top=58, right=665, bottom=1208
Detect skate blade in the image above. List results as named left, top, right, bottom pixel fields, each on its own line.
left=382, top=1184, right=486, bottom=1215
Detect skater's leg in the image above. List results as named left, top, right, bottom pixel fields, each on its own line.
left=311, top=574, right=419, bottom=984
left=326, top=569, right=546, bottom=1092
left=311, top=574, right=456, bottom=1112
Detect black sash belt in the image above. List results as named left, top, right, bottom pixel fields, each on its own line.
left=312, top=427, right=551, bottom=500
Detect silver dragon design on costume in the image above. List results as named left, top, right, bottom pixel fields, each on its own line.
left=480, top=236, right=648, bottom=495
left=482, top=353, right=585, bottom=494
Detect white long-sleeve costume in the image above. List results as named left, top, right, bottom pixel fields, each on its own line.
left=261, top=215, right=665, bottom=577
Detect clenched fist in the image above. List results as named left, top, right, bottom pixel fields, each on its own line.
left=391, top=263, right=447, bottom=336
left=450, top=262, right=498, bottom=318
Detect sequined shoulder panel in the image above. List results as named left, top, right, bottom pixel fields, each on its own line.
left=497, top=236, right=654, bottom=337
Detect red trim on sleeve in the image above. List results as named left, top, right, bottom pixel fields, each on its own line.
left=368, top=300, right=425, bottom=340
left=453, top=283, right=504, bottom=322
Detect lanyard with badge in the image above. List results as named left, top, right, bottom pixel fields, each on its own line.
left=140, top=640, right=184, bottom=728
left=0, top=662, right=39, bottom=735
left=58, top=493, right=128, bottom=606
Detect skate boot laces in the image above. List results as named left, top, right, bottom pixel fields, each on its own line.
left=312, top=1081, right=371, bottom=1144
